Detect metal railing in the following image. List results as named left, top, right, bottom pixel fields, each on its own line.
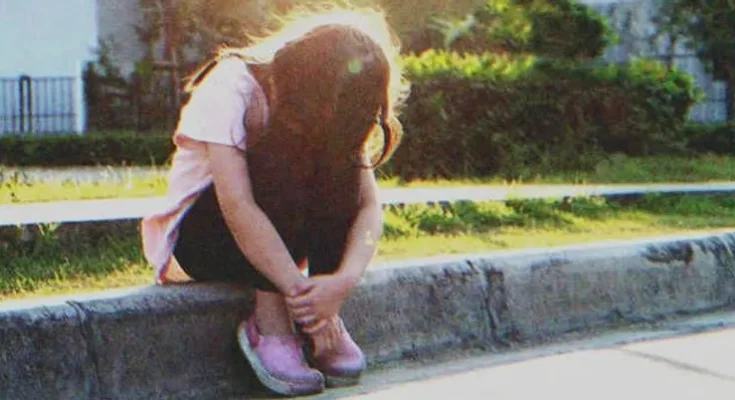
left=0, top=75, right=77, bottom=135
left=4, top=182, right=735, bottom=226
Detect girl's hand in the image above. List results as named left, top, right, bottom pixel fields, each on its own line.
left=286, top=274, right=353, bottom=333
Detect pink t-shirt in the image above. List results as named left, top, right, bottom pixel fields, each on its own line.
left=140, top=57, right=269, bottom=284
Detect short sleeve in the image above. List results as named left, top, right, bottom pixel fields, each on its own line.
left=175, top=57, right=254, bottom=150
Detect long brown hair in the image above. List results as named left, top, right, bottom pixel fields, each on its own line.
left=185, top=5, right=410, bottom=168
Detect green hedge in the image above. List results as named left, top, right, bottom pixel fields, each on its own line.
left=1, top=51, right=701, bottom=176
left=381, top=50, right=700, bottom=180
left=0, top=134, right=173, bottom=167
left=684, top=123, right=735, bottom=154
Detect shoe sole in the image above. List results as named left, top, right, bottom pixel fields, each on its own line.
left=237, top=321, right=325, bottom=396
left=325, top=373, right=362, bottom=388
left=303, top=347, right=365, bottom=389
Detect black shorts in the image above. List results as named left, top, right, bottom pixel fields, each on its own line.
left=173, top=183, right=353, bottom=293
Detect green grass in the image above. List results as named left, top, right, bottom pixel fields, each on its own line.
left=3, top=154, right=735, bottom=204
left=0, top=170, right=168, bottom=204
left=0, top=234, right=151, bottom=301
left=379, top=153, right=735, bottom=186
left=3, top=194, right=735, bottom=302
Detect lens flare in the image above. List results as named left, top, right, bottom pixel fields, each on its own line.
left=348, top=58, right=363, bottom=74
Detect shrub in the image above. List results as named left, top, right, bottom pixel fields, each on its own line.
left=384, top=50, right=700, bottom=180
left=453, top=200, right=521, bottom=228
left=415, top=205, right=466, bottom=234
left=519, top=0, right=616, bottom=60
left=683, top=123, right=735, bottom=154
left=0, top=134, right=173, bottom=167
left=382, top=208, right=419, bottom=238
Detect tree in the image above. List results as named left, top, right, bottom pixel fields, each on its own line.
left=654, top=0, right=735, bottom=121
left=430, top=0, right=616, bottom=61
left=136, top=0, right=271, bottom=69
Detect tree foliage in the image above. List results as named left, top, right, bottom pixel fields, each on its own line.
left=431, top=0, right=616, bottom=61
left=136, top=0, right=274, bottom=67
left=135, top=0, right=483, bottom=63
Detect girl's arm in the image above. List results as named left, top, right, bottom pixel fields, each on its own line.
left=207, top=142, right=309, bottom=295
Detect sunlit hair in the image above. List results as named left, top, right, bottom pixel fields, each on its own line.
left=184, top=4, right=410, bottom=168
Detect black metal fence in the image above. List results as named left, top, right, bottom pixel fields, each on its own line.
left=0, top=76, right=77, bottom=135
left=0, top=68, right=181, bottom=136
left=83, top=66, right=180, bottom=133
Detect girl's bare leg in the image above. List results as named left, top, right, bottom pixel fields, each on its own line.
left=254, top=289, right=294, bottom=335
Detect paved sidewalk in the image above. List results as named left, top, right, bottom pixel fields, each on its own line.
left=301, top=312, right=735, bottom=400
left=1, top=166, right=167, bottom=183
left=4, top=182, right=735, bottom=226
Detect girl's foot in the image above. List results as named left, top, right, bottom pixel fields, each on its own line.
left=238, top=316, right=325, bottom=396
left=305, top=315, right=366, bottom=388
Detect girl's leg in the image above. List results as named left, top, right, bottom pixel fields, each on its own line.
left=305, top=212, right=367, bottom=388
left=306, top=216, right=350, bottom=277
left=305, top=162, right=362, bottom=276
left=174, top=184, right=293, bottom=335
left=254, top=290, right=292, bottom=335
left=175, top=184, right=324, bottom=395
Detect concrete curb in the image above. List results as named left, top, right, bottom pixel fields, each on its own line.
left=2, top=231, right=735, bottom=399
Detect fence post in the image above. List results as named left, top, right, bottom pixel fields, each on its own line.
left=18, top=75, right=32, bottom=133
left=131, top=72, right=142, bottom=132
left=726, top=81, right=734, bottom=123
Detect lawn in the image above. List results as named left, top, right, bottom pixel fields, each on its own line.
left=2, top=154, right=735, bottom=204
left=2, top=193, right=735, bottom=301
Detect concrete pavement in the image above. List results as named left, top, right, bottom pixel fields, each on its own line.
left=300, top=311, right=735, bottom=400
left=1, top=166, right=168, bottom=184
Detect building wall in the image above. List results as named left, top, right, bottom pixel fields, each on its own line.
left=0, top=0, right=97, bottom=77
left=95, top=0, right=147, bottom=77
left=0, top=0, right=98, bottom=134
left=584, top=0, right=728, bottom=123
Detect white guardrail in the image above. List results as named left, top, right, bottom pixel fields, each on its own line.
left=2, top=183, right=735, bottom=226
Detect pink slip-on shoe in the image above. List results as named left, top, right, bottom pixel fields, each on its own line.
left=237, top=316, right=325, bottom=396
left=306, top=316, right=367, bottom=388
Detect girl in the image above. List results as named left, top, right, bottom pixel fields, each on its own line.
left=141, top=5, right=409, bottom=397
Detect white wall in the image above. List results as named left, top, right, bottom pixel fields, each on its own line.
left=0, top=0, right=97, bottom=134
left=0, top=0, right=97, bottom=76
left=96, top=0, right=146, bottom=77
left=584, top=0, right=728, bottom=122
